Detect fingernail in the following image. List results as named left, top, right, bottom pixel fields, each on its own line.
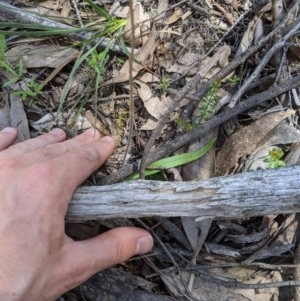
left=50, top=128, right=65, bottom=136
left=84, top=127, right=100, bottom=137
left=135, top=235, right=153, bottom=255
left=1, top=127, right=16, bottom=134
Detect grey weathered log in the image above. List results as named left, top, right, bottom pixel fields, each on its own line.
left=67, top=165, right=300, bottom=221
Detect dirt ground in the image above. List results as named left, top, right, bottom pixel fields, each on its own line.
left=1, top=0, right=300, bottom=300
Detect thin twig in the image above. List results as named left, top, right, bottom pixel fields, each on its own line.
left=228, top=12, right=300, bottom=107
left=189, top=266, right=300, bottom=289
left=121, top=0, right=135, bottom=166
left=211, top=0, right=236, bottom=26
left=194, top=0, right=299, bottom=108
left=71, top=0, right=84, bottom=28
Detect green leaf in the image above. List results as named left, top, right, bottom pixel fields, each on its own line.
left=84, top=0, right=112, bottom=21
left=127, top=137, right=216, bottom=180
left=0, top=34, right=6, bottom=58
left=0, top=27, right=95, bottom=37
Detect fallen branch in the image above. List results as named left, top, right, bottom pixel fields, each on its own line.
left=68, top=165, right=300, bottom=221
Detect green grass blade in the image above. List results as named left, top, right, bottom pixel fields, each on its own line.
left=56, top=43, right=99, bottom=116
left=84, top=0, right=112, bottom=21
left=127, top=137, right=216, bottom=180
left=0, top=27, right=97, bottom=37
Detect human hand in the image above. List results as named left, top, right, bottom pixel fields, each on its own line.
left=0, top=127, right=153, bottom=301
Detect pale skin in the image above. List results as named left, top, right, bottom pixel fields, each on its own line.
left=0, top=127, right=153, bottom=301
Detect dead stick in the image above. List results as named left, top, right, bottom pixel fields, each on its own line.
left=68, top=165, right=300, bottom=221
left=228, top=13, right=300, bottom=107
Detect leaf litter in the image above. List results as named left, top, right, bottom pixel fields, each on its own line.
left=1, top=0, right=300, bottom=300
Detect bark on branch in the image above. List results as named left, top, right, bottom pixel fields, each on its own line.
left=67, top=165, right=300, bottom=221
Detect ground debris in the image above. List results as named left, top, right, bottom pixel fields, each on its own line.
left=1, top=0, right=300, bottom=300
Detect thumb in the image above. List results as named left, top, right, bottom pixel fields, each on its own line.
left=56, top=227, right=153, bottom=291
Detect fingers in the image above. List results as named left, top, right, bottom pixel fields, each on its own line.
left=6, top=128, right=106, bottom=165
left=0, top=128, right=66, bottom=159
left=0, top=129, right=113, bottom=179
left=52, top=135, right=115, bottom=191
left=56, top=228, right=153, bottom=290
left=0, top=127, right=17, bottom=151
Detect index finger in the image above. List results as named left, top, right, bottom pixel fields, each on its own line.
left=50, top=135, right=115, bottom=199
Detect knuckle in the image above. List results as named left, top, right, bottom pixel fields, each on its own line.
left=108, top=238, right=125, bottom=267
left=74, top=149, right=100, bottom=162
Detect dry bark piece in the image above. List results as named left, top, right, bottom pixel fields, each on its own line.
left=0, top=85, right=29, bottom=143
left=216, top=110, right=295, bottom=176
left=243, top=214, right=298, bottom=264
left=79, top=268, right=173, bottom=301
left=161, top=269, right=281, bottom=301
left=205, top=242, right=241, bottom=258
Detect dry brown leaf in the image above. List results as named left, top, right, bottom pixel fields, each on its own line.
left=140, top=117, right=159, bottom=130
left=161, top=43, right=230, bottom=77
left=216, top=110, right=295, bottom=175
left=5, top=44, right=79, bottom=69
left=26, top=3, right=72, bottom=25
left=138, top=72, right=160, bottom=83
left=164, top=7, right=183, bottom=25
left=136, top=81, right=172, bottom=119
left=110, top=1, right=150, bottom=45
left=60, top=0, right=72, bottom=19
left=102, top=26, right=157, bottom=86
left=236, top=16, right=258, bottom=56
left=245, top=117, right=300, bottom=170
left=122, top=1, right=150, bottom=46
left=31, top=113, right=56, bottom=132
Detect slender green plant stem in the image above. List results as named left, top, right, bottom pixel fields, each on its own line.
left=122, top=0, right=135, bottom=166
